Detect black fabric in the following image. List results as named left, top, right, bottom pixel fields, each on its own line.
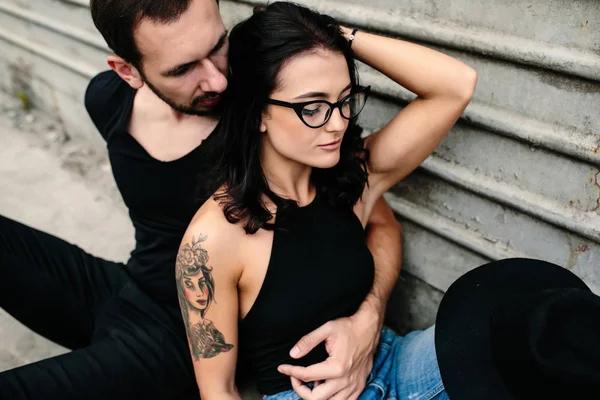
left=0, top=216, right=198, bottom=400
left=435, top=257, right=599, bottom=400
left=239, top=195, right=375, bottom=395
left=84, top=70, right=218, bottom=305
left=0, top=215, right=129, bottom=350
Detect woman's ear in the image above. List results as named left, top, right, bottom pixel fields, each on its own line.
left=260, top=112, right=270, bottom=133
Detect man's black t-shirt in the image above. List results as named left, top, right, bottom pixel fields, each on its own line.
left=84, top=70, right=218, bottom=306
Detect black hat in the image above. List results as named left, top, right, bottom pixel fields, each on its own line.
left=435, top=258, right=600, bottom=400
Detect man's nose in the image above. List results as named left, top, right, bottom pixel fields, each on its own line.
left=199, top=59, right=228, bottom=94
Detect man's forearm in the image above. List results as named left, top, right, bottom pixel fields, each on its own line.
left=359, top=197, right=403, bottom=321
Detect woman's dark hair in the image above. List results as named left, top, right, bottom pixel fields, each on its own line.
left=199, top=1, right=368, bottom=233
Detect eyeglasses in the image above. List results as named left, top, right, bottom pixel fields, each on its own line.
left=265, top=86, right=371, bottom=128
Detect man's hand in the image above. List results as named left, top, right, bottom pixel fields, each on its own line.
left=277, top=301, right=382, bottom=400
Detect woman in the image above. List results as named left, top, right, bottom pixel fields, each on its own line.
left=176, top=2, right=477, bottom=399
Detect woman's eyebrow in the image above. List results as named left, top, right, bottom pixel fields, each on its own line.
left=293, top=83, right=352, bottom=100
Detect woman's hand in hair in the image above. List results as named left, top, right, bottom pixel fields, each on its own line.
left=348, top=29, right=478, bottom=224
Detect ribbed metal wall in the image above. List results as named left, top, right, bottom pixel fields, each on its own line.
left=1, top=0, right=598, bottom=329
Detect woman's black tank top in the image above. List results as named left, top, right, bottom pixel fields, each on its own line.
left=239, top=194, right=375, bottom=395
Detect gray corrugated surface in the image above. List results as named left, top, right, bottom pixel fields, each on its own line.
left=0, top=0, right=598, bottom=330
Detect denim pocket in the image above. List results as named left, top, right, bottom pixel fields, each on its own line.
left=359, top=377, right=388, bottom=400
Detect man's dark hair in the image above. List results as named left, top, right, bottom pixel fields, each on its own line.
left=198, top=2, right=369, bottom=234
left=90, top=0, right=219, bottom=68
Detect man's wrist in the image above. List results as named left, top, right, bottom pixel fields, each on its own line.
left=351, top=295, right=385, bottom=352
left=356, top=293, right=385, bottom=328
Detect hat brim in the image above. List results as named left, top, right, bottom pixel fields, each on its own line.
left=435, top=258, right=590, bottom=400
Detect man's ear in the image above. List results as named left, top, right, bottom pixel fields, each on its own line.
left=107, top=55, right=144, bottom=89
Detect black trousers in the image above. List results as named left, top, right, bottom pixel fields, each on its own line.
left=0, top=215, right=199, bottom=400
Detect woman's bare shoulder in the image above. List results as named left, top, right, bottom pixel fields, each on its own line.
left=183, top=195, right=248, bottom=270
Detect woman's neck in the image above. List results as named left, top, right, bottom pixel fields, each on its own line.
left=261, top=144, right=315, bottom=207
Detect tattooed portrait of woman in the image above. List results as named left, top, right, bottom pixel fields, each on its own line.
left=176, top=235, right=233, bottom=360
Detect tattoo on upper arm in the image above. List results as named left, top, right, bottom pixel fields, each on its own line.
left=176, top=234, right=234, bottom=360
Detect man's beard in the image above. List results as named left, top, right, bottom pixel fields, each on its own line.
left=143, top=76, right=224, bottom=117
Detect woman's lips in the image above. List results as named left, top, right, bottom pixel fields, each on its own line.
left=318, top=139, right=342, bottom=151
left=197, top=299, right=207, bottom=306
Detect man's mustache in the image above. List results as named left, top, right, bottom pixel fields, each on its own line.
left=192, top=93, right=221, bottom=106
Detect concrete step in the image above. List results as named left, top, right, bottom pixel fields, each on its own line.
left=387, top=171, right=600, bottom=295
left=0, top=2, right=108, bottom=147
left=3, top=0, right=98, bottom=34
left=338, top=0, right=599, bottom=54
left=0, top=33, right=103, bottom=147
left=0, top=1, right=109, bottom=71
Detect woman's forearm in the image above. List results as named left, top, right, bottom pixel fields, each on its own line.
left=199, top=387, right=242, bottom=400
left=342, top=27, right=476, bottom=100
left=211, top=392, right=241, bottom=400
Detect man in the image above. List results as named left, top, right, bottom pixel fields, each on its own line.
left=0, top=0, right=402, bottom=398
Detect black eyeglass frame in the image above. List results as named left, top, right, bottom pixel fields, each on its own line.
left=265, top=85, right=371, bottom=128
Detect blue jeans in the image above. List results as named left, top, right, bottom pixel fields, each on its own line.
left=263, top=325, right=448, bottom=400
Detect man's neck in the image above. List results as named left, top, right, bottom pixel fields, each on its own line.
left=134, top=85, right=207, bottom=124
left=127, top=85, right=219, bottom=162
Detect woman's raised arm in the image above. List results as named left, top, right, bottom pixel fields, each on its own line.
left=345, top=27, right=477, bottom=222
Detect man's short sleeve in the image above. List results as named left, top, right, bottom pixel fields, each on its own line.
left=84, top=70, right=133, bottom=142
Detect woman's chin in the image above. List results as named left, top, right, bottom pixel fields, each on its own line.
left=309, top=153, right=341, bottom=169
